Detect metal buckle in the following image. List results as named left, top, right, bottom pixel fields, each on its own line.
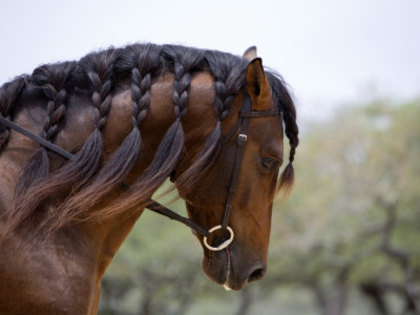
left=237, top=133, right=247, bottom=146
left=203, top=225, right=234, bottom=251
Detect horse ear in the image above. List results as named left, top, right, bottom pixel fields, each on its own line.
left=245, top=58, right=272, bottom=110
left=243, top=46, right=257, bottom=61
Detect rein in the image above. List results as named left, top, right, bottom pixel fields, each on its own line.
left=0, top=114, right=210, bottom=237
left=0, top=92, right=279, bottom=251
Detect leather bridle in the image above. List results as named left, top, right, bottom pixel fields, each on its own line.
left=201, top=92, right=280, bottom=250
left=0, top=91, right=280, bottom=251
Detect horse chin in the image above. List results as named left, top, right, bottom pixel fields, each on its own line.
left=201, top=248, right=248, bottom=291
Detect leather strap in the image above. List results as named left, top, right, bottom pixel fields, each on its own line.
left=221, top=94, right=252, bottom=229
left=0, top=114, right=75, bottom=160
left=146, top=200, right=209, bottom=237
left=0, top=91, right=280, bottom=245
left=0, top=114, right=203, bottom=234
left=240, top=109, right=279, bottom=118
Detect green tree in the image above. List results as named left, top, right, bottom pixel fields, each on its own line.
left=267, top=99, right=420, bottom=315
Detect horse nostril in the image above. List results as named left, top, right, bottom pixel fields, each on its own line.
left=247, top=265, right=266, bottom=283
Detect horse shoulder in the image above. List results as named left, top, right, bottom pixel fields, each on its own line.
left=0, top=227, right=100, bottom=314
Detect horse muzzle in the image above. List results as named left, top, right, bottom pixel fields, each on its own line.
left=201, top=246, right=267, bottom=291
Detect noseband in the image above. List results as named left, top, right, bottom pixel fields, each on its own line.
left=0, top=91, right=280, bottom=251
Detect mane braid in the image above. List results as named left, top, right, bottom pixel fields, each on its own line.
left=8, top=62, right=75, bottom=233
left=0, top=76, right=26, bottom=151
left=175, top=51, right=248, bottom=195
left=0, top=43, right=295, bottom=231
left=265, top=72, right=299, bottom=196
left=91, top=46, right=205, bottom=220
left=44, top=48, right=123, bottom=229
left=10, top=49, right=121, bottom=232
left=15, top=63, right=71, bottom=192
left=56, top=44, right=162, bottom=225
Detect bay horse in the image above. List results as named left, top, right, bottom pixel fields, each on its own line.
left=0, top=44, right=298, bottom=314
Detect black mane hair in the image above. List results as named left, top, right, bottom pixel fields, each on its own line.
left=0, top=43, right=298, bottom=232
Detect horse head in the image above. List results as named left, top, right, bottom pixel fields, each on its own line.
left=174, top=48, right=297, bottom=290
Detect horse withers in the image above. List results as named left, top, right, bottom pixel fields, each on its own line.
left=0, top=44, right=298, bottom=314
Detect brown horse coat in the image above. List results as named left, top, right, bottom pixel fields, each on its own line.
left=0, top=44, right=298, bottom=314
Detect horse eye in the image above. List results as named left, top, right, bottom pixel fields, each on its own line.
left=261, top=157, right=279, bottom=171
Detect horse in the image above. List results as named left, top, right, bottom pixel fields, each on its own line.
left=0, top=43, right=298, bottom=314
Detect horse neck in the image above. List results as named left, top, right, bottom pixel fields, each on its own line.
left=0, top=70, right=218, bottom=277
left=72, top=71, right=219, bottom=275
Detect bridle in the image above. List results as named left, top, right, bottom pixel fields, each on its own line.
left=0, top=90, right=280, bottom=251
left=201, top=92, right=280, bottom=250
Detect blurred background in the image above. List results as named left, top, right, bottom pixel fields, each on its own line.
left=1, top=1, right=419, bottom=314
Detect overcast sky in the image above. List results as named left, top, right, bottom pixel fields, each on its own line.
left=1, top=0, right=419, bottom=119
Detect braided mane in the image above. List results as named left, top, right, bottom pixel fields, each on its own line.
left=0, top=44, right=298, bottom=232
